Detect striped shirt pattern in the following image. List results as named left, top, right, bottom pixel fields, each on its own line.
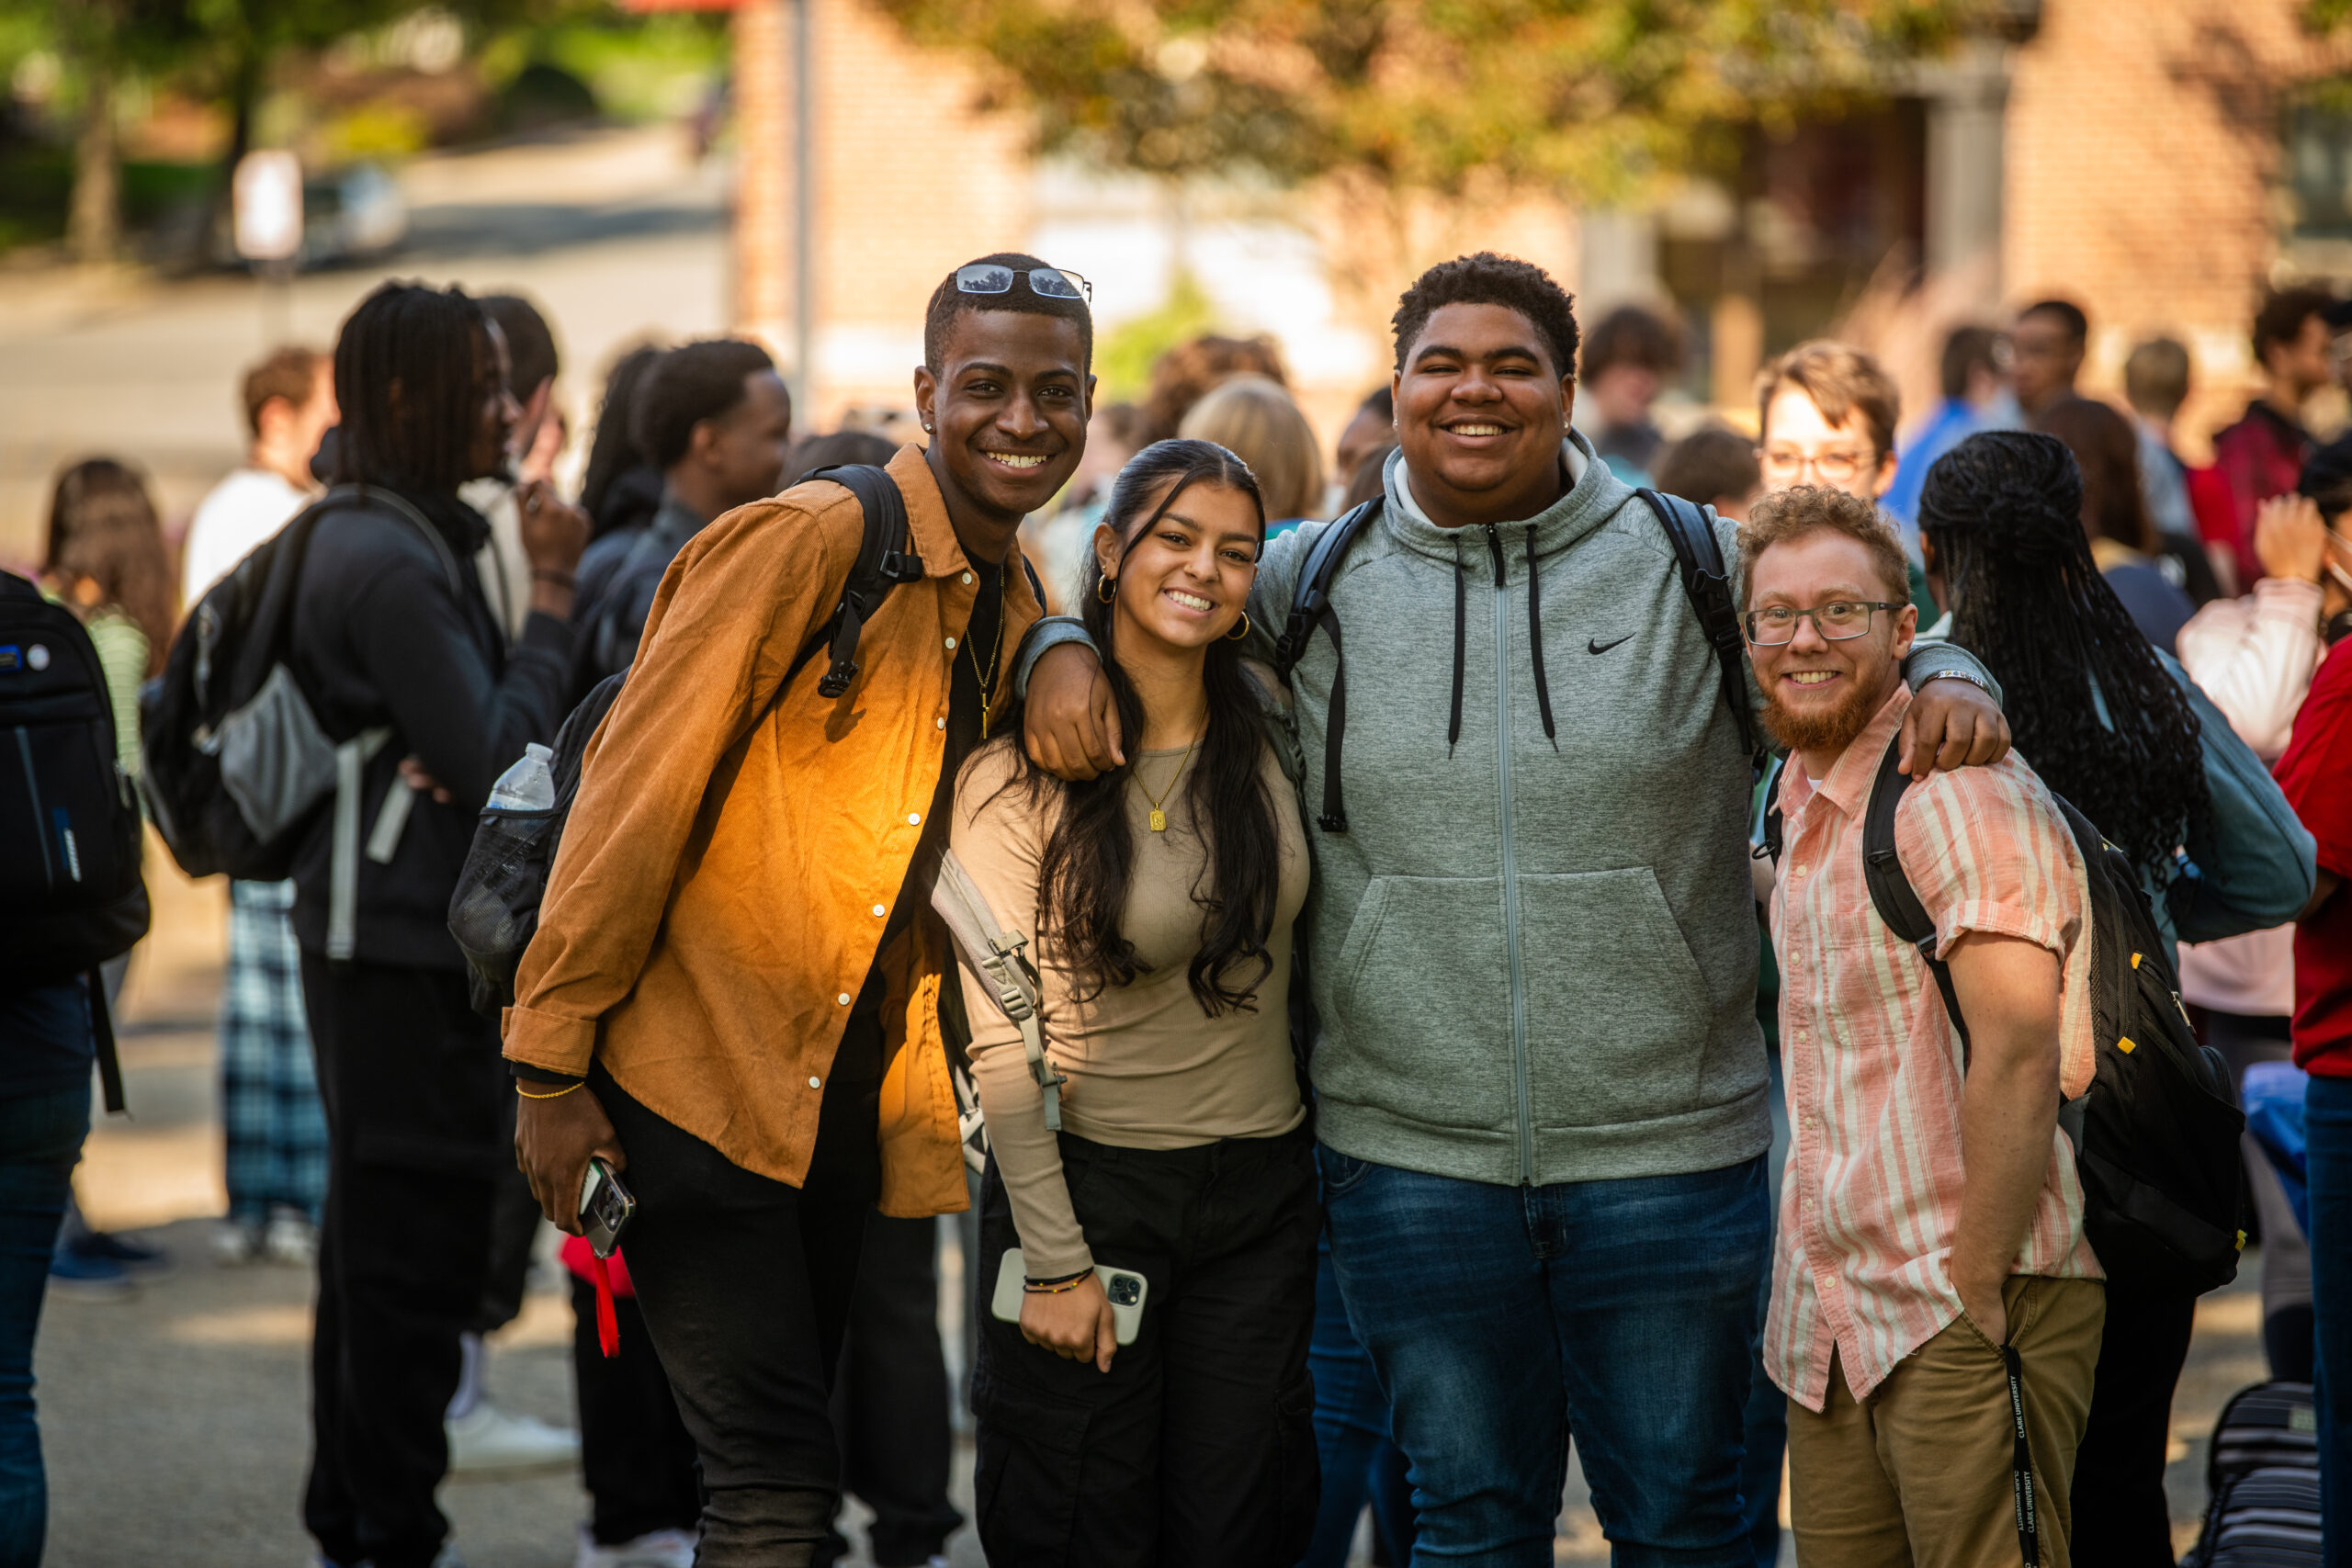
left=1766, top=687, right=2102, bottom=1412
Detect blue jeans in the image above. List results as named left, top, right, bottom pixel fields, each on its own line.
left=0, top=1086, right=91, bottom=1568
left=1303, top=1235, right=1415, bottom=1568
left=2309, top=1073, right=2352, bottom=1562
left=1321, top=1148, right=1770, bottom=1568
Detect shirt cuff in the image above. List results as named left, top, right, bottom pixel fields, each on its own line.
left=2252, top=576, right=2326, bottom=618
left=503, top=1002, right=598, bottom=1078
left=1930, top=900, right=2069, bottom=962
left=510, top=1061, right=582, bottom=1086
left=1011, top=616, right=1097, bottom=702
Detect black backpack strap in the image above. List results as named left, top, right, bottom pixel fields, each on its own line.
left=786, top=465, right=923, bottom=697
left=1861, top=733, right=1970, bottom=1056
left=85, top=969, right=124, bottom=1115
left=1759, top=755, right=1787, bottom=865
left=1638, top=488, right=1765, bottom=780
left=1272, top=500, right=1382, bottom=834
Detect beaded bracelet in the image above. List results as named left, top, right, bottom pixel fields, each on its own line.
left=1023, top=1271, right=1091, bottom=1294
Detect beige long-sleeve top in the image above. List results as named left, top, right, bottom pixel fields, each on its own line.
left=950, top=735, right=1310, bottom=1278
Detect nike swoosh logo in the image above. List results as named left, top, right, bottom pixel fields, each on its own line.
left=1588, top=635, right=1633, bottom=655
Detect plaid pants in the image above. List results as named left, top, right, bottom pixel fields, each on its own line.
left=220, top=879, right=327, bottom=1224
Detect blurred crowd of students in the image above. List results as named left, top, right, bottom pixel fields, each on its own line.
left=0, top=249, right=2348, bottom=1568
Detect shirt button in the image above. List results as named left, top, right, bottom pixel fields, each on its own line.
left=836, top=993, right=851, bottom=1006
left=936, top=716, right=946, bottom=730
left=908, top=812, right=922, bottom=826
left=808, top=1077, right=822, bottom=1089
left=871, top=904, right=887, bottom=918
left=962, top=571, right=972, bottom=585
left=945, top=636, right=957, bottom=650
left=1793, top=863, right=1808, bottom=878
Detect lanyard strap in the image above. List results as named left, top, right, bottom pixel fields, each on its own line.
left=590, top=1251, right=620, bottom=1359
left=2002, top=1344, right=2041, bottom=1567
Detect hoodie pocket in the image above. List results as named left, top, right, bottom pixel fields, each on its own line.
left=1319, top=874, right=1513, bottom=1131
left=1516, top=868, right=1710, bottom=1128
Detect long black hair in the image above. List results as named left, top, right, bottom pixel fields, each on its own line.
left=1017, top=438, right=1283, bottom=1016
left=1918, top=431, right=2212, bottom=878
left=582, top=343, right=667, bottom=536
left=330, top=281, right=495, bottom=495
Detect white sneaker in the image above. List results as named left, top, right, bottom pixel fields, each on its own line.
left=263, top=1212, right=318, bottom=1267
left=445, top=1402, right=580, bottom=1472
left=211, top=1220, right=262, bottom=1266
left=573, top=1527, right=695, bottom=1568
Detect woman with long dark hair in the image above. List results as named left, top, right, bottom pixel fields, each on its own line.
left=1917, top=429, right=2315, bottom=1568
left=2033, top=396, right=2200, bottom=652
left=950, top=437, right=1317, bottom=1565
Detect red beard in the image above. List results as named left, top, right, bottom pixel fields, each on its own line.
left=1759, top=669, right=1894, bottom=759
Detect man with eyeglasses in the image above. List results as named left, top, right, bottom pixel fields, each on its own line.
left=1755, top=341, right=1941, bottom=626
left=1743, top=481, right=2106, bottom=1568
left=505, top=252, right=1090, bottom=1567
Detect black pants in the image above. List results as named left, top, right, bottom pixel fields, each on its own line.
left=594, top=1052, right=879, bottom=1568
left=815, top=1213, right=963, bottom=1568
left=2069, top=1285, right=2198, bottom=1567
left=973, top=1124, right=1321, bottom=1568
left=571, top=1274, right=702, bottom=1544
left=300, top=957, right=507, bottom=1568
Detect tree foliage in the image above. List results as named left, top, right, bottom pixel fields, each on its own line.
left=872, top=0, right=1972, bottom=201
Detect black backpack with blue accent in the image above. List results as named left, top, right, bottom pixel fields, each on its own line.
left=0, top=570, right=151, bottom=1111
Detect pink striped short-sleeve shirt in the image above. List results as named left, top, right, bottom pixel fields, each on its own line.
left=1765, top=686, right=2101, bottom=1413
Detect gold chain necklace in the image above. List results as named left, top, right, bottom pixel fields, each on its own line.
left=1136, top=731, right=1198, bottom=833
left=967, top=563, right=1007, bottom=738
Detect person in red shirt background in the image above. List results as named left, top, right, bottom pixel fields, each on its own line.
left=2277, top=572, right=2352, bottom=1562
left=2211, top=288, right=2340, bottom=593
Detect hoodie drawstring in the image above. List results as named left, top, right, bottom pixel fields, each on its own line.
left=1524, top=525, right=1557, bottom=749
left=1448, top=537, right=1467, bottom=756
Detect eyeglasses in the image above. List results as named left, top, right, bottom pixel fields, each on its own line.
left=1743, top=601, right=1903, bottom=646
left=1758, top=446, right=1874, bottom=485
left=955, top=263, right=1092, bottom=303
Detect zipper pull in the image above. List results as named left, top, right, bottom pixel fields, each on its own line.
left=1482, top=524, right=1508, bottom=588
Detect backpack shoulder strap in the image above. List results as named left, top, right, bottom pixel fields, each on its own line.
left=1272, top=499, right=1381, bottom=678
left=1759, top=755, right=1787, bottom=864
left=932, top=848, right=1069, bottom=1130
left=1861, top=732, right=1970, bottom=1054
left=1271, top=499, right=1381, bottom=833
left=319, top=484, right=468, bottom=598
left=1638, top=488, right=1764, bottom=779
left=786, top=465, right=923, bottom=698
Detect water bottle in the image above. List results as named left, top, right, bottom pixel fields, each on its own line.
left=485, top=743, right=557, bottom=813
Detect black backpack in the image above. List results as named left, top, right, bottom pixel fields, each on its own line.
left=451, top=465, right=1032, bottom=1017
left=2181, top=1380, right=2321, bottom=1566
left=1271, top=487, right=1759, bottom=832
left=140, top=485, right=464, bottom=887
left=1764, top=732, right=2248, bottom=1296
left=0, top=570, right=152, bottom=1112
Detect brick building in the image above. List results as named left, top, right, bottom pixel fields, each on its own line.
left=726, top=0, right=2352, bottom=452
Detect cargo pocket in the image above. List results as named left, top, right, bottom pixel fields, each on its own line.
left=1273, top=1375, right=1320, bottom=1564
left=971, top=1369, right=1092, bottom=1565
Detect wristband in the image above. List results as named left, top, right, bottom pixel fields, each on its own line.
left=1919, top=669, right=1992, bottom=697
left=1023, top=1267, right=1091, bottom=1292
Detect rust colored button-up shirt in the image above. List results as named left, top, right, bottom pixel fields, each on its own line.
left=503, top=445, right=1042, bottom=1218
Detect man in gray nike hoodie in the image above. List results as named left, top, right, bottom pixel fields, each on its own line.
left=1017, top=254, right=2007, bottom=1564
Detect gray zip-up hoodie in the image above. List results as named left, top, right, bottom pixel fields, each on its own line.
left=1023, top=431, right=1996, bottom=1189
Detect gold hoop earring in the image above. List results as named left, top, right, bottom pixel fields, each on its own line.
left=1226, top=611, right=1250, bottom=641
left=1096, top=576, right=1115, bottom=604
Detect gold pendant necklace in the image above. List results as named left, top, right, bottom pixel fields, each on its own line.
left=1137, top=731, right=1198, bottom=832
left=967, top=563, right=1007, bottom=739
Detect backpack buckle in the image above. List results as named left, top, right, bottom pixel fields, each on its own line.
left=817, top=659, right=859, bottom=698
left=880, top=551, right=924, bottom=583
left=1317, top=811, right=1349, bottom=833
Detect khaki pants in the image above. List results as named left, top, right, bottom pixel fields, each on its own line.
left=1786, top=1275, right=2106, bottom=1568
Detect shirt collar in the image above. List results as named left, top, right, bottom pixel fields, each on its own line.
left=1780, top=683, right=1912, bottom=826
left=889, top=443, right=1044, bottom=624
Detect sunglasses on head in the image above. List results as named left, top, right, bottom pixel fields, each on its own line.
left=955, top=263, right=1092, bottom=303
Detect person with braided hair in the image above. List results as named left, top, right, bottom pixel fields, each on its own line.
left=1916, top=429, right=2317, bottom=1567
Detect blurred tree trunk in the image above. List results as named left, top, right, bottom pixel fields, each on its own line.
left=68, top=54, right=119, bottom=265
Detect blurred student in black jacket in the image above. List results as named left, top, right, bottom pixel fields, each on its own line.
left=284, top=281, right=588, bottom=1568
